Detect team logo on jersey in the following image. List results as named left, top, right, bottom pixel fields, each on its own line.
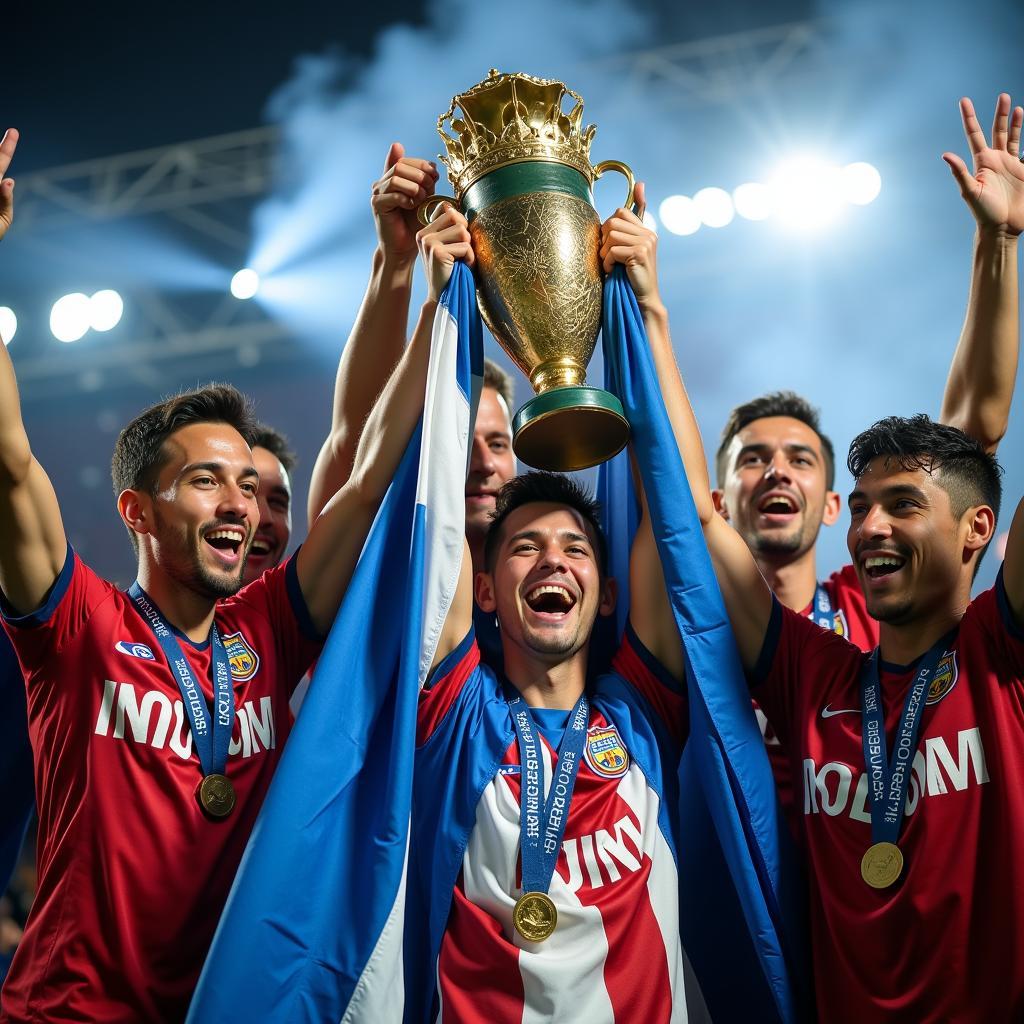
left=221, top=631, right=260, bottom=682
left=584, top=725, right=630, bottom=779
left=832, top=609, right=849, bottom=639
left=926, top=650, right=957, bottom=706
left=114, top=640, right=155, bottom=661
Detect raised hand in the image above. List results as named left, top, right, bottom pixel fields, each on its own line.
left=371, top=142, right=440, bottom=263
left=416, top=204, right=473, bottom=302
left=598, top=181, right=662, bottom=311
left=943, top=94, right=1024, bottom=236
left=0, top=129, right=19, bottom=242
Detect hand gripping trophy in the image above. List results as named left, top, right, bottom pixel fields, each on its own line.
left=421, top=69, right=635, bottom=471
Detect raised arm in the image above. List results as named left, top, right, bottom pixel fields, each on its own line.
left=940, top=94, right=1023, bottom=453
left=296, top=206, right=473, bottom=635
left=0, top=130, right=69, bottom=615
left=599, top=186, right=773, bottom=674
left=306, top=144, right=439, bottom=524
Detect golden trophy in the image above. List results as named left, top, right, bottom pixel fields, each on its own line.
left=420, top=69, right=634, bottom=471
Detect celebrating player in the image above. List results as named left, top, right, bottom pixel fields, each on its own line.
left=414, top=189, right=710, bottom=1020
left=0, top=128, right=471, bottom=1022
left=714, top=93, right=1021, bottom=651
left=666, top=224, right=1024, bottom=1024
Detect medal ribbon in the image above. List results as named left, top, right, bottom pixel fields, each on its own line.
left=128, top=583, right=234, bottom=778
left=508, top=693, right=589, bottom=896
left=811, top=583, right=835, bottom=631
left=859, top=642, right=945, bottom=845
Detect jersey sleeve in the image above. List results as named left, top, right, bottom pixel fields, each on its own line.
left=610, top=621, right=688, bottom=748
left=980, top=567, right=1024, bottom=677
left=221, top=551, right=323, bottom=694
left=417, top=629, right=485, bottom=746
left=749, top=597, right=862, bottom=751
left=0, top=545, right=114, bottom=677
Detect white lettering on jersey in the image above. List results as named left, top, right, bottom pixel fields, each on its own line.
left=561, top=814, right=644, bottom=893
left=802, top=727, right=989, bottom=820
left=94, top=680, right=275, bottom=761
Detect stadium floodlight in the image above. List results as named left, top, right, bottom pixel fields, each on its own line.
left=89, top=290, right=124, bottom=332
left=693, top=187, right=735, bottom=229
left=770, top=157, right=844, bottom=230
left=658, top=195, right=701, bottom=236
left=733, top=182, right=774, bottom=221
left=231, top=268, right=260, bottom=300
left=50, top=293, right=92, bottom=343
left=642, top=210, right=658, bottom=233
left=0, top=306, right=16, bottom=346
left=841, top=162, right=882, bottom=206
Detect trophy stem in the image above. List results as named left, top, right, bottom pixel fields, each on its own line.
left=530, top=358, right=585, bottom=394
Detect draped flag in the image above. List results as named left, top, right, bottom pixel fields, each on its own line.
left=187, top=261, right=480, bottom=1024
left=0, top=630, right=33, bottom=894
left=598, top=265, right=808, bottom=1023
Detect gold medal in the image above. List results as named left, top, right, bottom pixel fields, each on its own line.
left=861, top=841, right=903, bottom=889
left=198, top=773, right=236, bottom=819
left=513, top=891, right=557, bottom=942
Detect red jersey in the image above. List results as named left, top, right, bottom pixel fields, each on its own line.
left=752, top=570, right=1024, bottom=1023
left=0, top=548, right=322, bottom=1024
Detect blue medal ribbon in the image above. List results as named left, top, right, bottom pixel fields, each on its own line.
left=859, top=641, right=945, bottom=845
left=128, top=583, right=234, bottom=779
left=508, top=692, right=589, bottom=896
left=811, top=583, right=835, bottom=631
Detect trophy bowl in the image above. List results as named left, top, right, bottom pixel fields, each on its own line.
left=420, top=69, right=634, bottom=472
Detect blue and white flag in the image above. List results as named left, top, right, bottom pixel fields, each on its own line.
left=598, top=266, right=809, bottom=1023
left=187, top=261, right=481, bottom=1024
left=0, top=629, right=33, bottom=894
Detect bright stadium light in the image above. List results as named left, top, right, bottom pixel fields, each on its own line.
left=231, top=268, right=260, bottom=300
left=50, top=293, right=92, bottom=343
left=770, top=157, right=844, bottom=231
left=0, top=306, right=16, bottom=346
left=693, top=187, right=734, bottom=228
left=89, top=290, right=124, bottom=332
left=642, top=209, right=658, bottom=233
left=841, top=162, right=882, bottom=205
left=658, top=195, right=701, bottom=236
left=733, top=182, right=774, bottom=221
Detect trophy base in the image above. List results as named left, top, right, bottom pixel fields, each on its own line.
left=512, top=386, right=630, bottom=472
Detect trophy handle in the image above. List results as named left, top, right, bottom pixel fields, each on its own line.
left=593, top=160, right=636, bottom=212
left=416, top=194, right=459, bottom=227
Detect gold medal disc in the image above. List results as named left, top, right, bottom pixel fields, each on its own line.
left=513, top=891, right=557, bottom=942
left=861, top=841, right=903, bottom=889
left=198, top=773, right=236, bottom=819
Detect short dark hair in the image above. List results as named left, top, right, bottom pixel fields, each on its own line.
left=483, top=472, right=607, bottom=574
left=716, top=391, right=836, bottom=489
left=483, top=358, right=515, bottom=414
left=250, top=422, right=297, bottom=474
left=847, top=414, right=1002, bottom=570
left=112, top=384, right=257, bottom=551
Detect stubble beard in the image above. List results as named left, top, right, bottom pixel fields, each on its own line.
left=159, top=519, right=247, bottom=601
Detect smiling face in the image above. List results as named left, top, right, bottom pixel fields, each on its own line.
left=847, top=458, right=988, bottom=625
left=475, top=502, right=615, bottom=664
left=243, top=445, right=292, bottom=585
left=465, top=387, right=516, bottom=543
left=716, top=415, right=839, bottom=564
left=135, top=422, right=259, bottom=600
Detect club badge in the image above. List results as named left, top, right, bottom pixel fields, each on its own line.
left=221, top=631, right=260, bottom=683
left=584, top=725, right=629, bottom=779
left=925, top=650, right=958, bottom=706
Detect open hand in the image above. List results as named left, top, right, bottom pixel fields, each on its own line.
left=599, top=181, right=662, bottom=310
left=416, top=204, right=474, bottom=302
left=0, top=129, right=18, bottom=242
left=943, top=94, right=1024, bottom=236
left=371, top=143, right=440, bottom=263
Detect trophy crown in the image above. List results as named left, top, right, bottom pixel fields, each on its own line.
left=437, top=70, right=598, bottom=198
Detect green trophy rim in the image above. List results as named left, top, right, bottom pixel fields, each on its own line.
left=463, top=162, right=593, bottom=221
left=512, top=386, right=630, bottom=472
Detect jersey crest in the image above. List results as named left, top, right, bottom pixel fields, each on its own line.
left=584, top=725, right=630, bottom=779
left=832, top=608, right=849, bottom=639
left=926, top=650, right=958, bottom=706
left=222, top=631, right=260, bottom=682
